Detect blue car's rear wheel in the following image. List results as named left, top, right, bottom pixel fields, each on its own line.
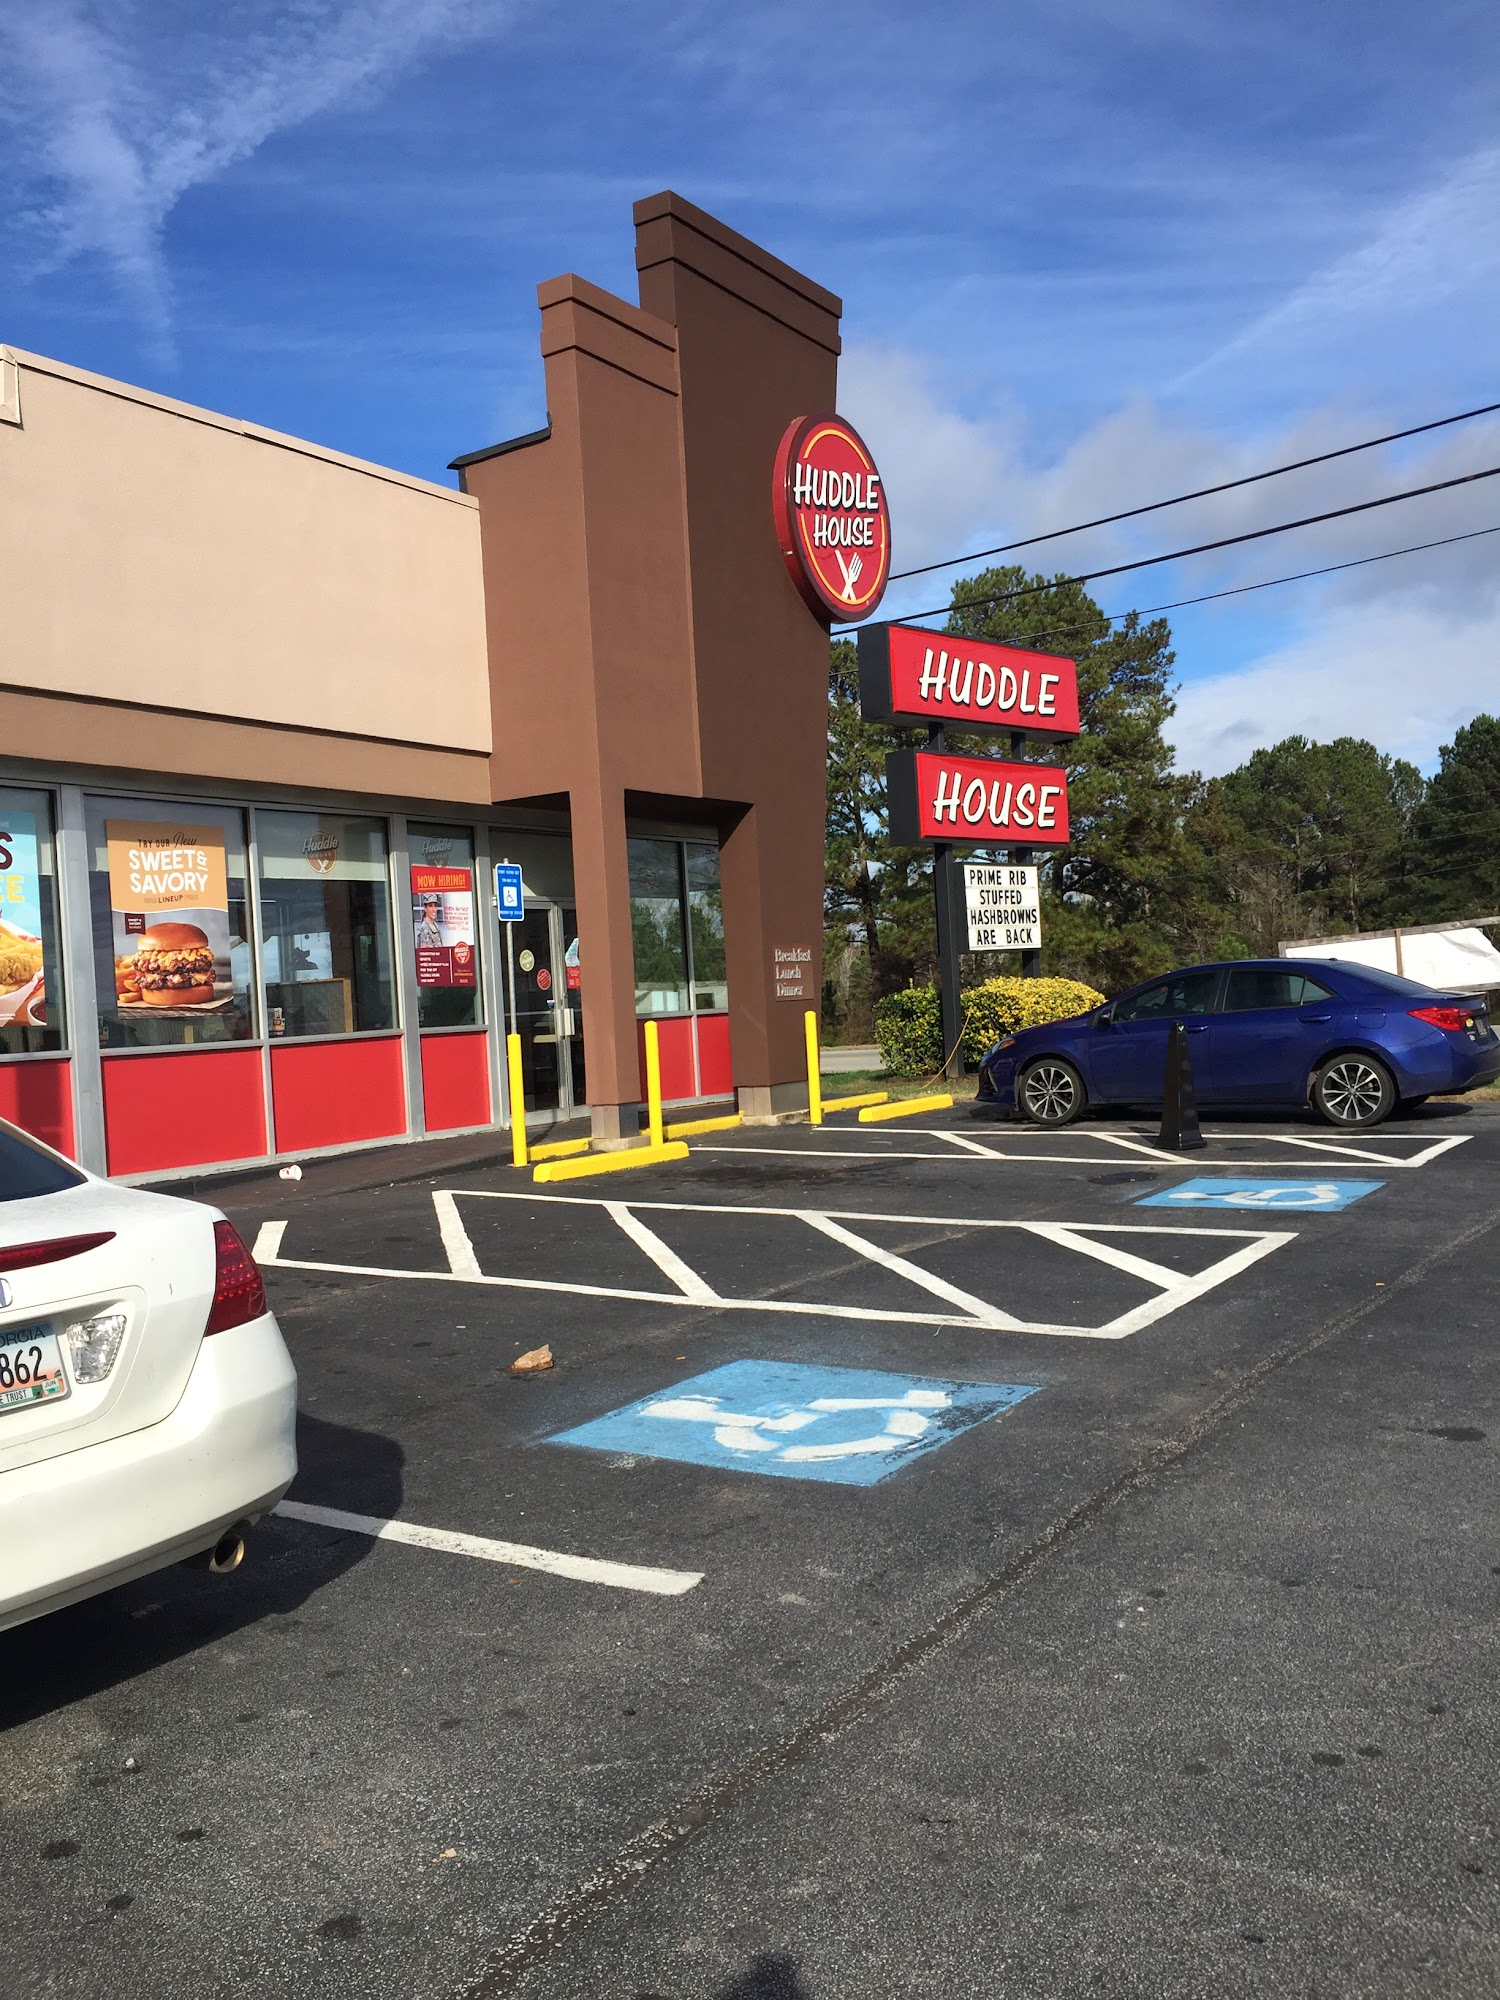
left=1312, top=1053, right=1396, bottom=1129
left=1018, top=1057, right=1087, bottom=1127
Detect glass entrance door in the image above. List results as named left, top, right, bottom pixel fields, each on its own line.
left=558, top=904, right=585, bottom=1110
left=505, top=905, right=586, bottom=1121
left=508, top=906, right=562, bottom=1116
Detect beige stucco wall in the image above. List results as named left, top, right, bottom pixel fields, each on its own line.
left=0, top=347, right=491, bottom=756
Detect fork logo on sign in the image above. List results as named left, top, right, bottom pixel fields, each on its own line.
left=772, top=413, right=891, bottom=625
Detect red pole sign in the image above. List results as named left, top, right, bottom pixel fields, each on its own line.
left=772, top=414, right=891, bottom=624
left=886, top=749, right=1070, bottom=847
left=859, top=623, right=1079, bottom=738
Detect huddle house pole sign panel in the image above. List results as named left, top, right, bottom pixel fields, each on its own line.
left=858, top=625, right=1080, bottom=737
left=886, top=751, right=1071, bottom=845
left=772, top=414, right=891, bottom=624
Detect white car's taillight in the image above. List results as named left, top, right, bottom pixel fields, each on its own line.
left=64, top=1309, right=128, bottom=1384
left=204, top=1221, right=268, bottom=1336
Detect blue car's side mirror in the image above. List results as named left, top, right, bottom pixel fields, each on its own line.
left=1096, top=1006, right=1114, bottom=1028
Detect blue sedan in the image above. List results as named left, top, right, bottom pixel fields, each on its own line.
left=976, top=959, right=1500, bottom=1129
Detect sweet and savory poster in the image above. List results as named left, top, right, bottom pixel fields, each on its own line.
left=411, top=864, right=476, bottom=987
left=106, top=820, right=232, bottom=1011
left=0, top=808, right=46, bottom=1028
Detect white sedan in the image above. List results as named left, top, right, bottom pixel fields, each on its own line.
left=0, top=1116, right=297, bottom=1631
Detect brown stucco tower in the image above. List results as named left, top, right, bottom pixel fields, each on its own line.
left=458, top=193, right=840, bottom=1140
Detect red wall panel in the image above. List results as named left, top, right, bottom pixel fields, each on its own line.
left=421, top=1032, right=491, bottom=1133
left=637, top=1017, right=696, bottom=1104
left=103, top=1048, right=266, bottom=1176
left=270, top=1037, right=406, bottom=1154
left=0, top=1060, right=76, bottom=1158
left=695, top=1014, right=734, bottom=1099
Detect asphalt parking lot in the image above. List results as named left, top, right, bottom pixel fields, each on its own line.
left=4, top=1101, right=1499, bottom=1999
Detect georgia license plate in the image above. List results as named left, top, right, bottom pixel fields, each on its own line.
left=0, top=1322, right=70, bottom=1414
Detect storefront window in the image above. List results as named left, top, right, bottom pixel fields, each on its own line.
left=685, top=843, right=727, bottom=1011
left=1, top=787, right=66, bottom=1055
left=629, top=838, right=688, bottom=1013
left=86, top=797, right=253, bottom=1049
left=408, top=823, right=481, bottom=1030
left=257, top=811, right=395, bottom=1037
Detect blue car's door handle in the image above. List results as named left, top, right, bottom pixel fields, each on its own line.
left=1184, top=1022, right=1208, bottom=1032
left=1299, top=1012, right=1333, bottom=1022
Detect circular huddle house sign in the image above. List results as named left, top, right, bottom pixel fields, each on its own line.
left=773, top=414, right=891, bottom=623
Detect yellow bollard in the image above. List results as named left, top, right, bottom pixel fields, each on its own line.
left=644, top=1019, right=665, bottom=1149
left=804, top=1010, right=823, bottom=1126
left=507, top=1033, right=528, bottom=1168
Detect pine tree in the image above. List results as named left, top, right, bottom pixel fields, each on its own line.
left=1407, top=714, right=1500, bottom=919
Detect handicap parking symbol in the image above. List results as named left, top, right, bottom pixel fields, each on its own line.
left=1136, top=1177, right=1384, bottom=1213
left=546, top=1359, right=1039, bottom=1486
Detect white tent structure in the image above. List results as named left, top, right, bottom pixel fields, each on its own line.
left=1282, top=918, right=1500, bottom=995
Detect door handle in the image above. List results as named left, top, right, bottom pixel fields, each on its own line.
left=1300, top=1012, right=1333, bottom=1022
left=1184, top=1023, right=1208, bottom=1033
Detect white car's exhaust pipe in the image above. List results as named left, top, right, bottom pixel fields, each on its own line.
left=184, top=1523, right=250, bottom=1574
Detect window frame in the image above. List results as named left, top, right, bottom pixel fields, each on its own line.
left=254, top=807, right=400, bottom=1044
left=0, top=782, right=68, bottom=1060
left=83, top=791, right=258, bottom=1054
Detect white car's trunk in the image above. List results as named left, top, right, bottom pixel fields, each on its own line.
left=0, top=1182, right=216, bottom=1473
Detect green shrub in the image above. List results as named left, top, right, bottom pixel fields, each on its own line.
left=961, top=975, right=1105, bottom=1062
left=873, top=986, right=943, bottom=1077
left=875, top=976, right=1106, bottom=1076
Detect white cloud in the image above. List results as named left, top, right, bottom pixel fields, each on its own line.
left=1168, top=600, right=1500, bottom=776
left=1177, top=144, right=1500, bottom=390
left=837, top=346, right=1018, bottom=578
left=3, top=1, right=504, bottom=357
left=842, top=340, right=1500, bottom=616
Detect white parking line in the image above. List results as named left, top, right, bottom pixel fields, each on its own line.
left=274, top=1499, right=702, bottom=1597
left=604, top=1200, right=720, bottom=1304
left=255, top=1193, right=1295, bottom=1342
left=696, top=1130, right=1471, bottom=1170
left=802, top=1211, right=1022, bottom=1328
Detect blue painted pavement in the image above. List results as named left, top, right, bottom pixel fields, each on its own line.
left=1136, top=1177, right=1384, bottom=1213
left=546, top=1359, right=1039, bottom=1486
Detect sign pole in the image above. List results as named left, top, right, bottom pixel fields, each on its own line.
left=929, top=723, right=965, bottom=1078
left=1010, top=729, right=1041, bottom=980
left=505, top=916, right=518, bottom=1049
left=494, top=856, right=526, bottom=1163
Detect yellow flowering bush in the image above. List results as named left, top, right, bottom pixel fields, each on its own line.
left=874, top=975, right=1105, bottom=1076
left=960, top=976, right=1105, bottom=1062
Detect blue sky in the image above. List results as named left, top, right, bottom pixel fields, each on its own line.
left=3, top=0, right=1498, bottom=774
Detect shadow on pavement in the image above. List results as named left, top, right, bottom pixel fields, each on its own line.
left=638, top=1958, right=813, bottom=2000
left=0, top=1411, right=402, bottom=1728
left=714, top=1958, right=814, bottom=2000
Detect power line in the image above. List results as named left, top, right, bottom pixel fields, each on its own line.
left=846, top=522, right=1500, bottom=658
left=836, top=461, right=1500, bottom=631
left=888, top=398, right=1500, bottom=582
left=1110, top=520, right=1500, bottom=625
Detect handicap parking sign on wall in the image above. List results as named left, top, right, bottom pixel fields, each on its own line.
left=546, top=1359, right=1038, bottom=1486
left=1136, top=1178, right=1384, bottom=1213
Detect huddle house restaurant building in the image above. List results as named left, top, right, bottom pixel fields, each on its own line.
left=0, top=193, right=850, bottom=1179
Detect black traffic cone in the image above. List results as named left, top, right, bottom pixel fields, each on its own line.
left=1157, top=1019, right=1207, bottom=1151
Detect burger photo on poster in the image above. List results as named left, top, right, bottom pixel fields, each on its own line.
left=131, top=922, right=219, bottom=1006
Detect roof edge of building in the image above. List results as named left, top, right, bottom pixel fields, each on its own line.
left=631, top=190, right=843, bottom=319
left=448, top=422, right=552, bottom=472
left=1, top=342, right=476, bottom=507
